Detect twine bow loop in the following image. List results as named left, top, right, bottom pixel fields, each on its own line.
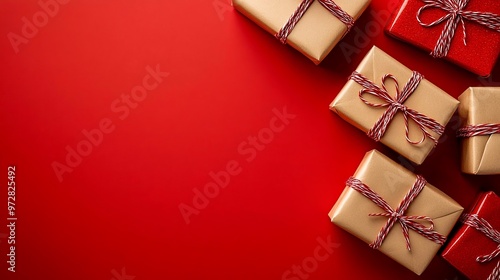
left=347, top=176, right=446, bottom=251
left=461, top=214, right=500, bottom=280
left=416, top=0, right=500, bottom=57
left=350, top=71, right=445, bottom=146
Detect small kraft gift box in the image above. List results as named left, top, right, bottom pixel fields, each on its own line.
left=232, top=0, right=371, bottom=64
left=457, top=87, right=500, bottom=175
left=329, top=150, right=463, bottom=275
left=442, top=192, right=500, bottom=280
left=385, top=0, right=500, bottom=77
left=330, top=46, right=459, bottom=165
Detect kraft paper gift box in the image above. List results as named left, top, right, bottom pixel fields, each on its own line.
left=232, top=0, right=371, bottom=64
left=329, top=150, right=463, bottom=275
left=457, top=87, right=500, bottom=175
left=385, top=0, right=500, bottom=77
left=330, top=46, right=459, bottom=165
left=442, top=192, right=500, bottom=280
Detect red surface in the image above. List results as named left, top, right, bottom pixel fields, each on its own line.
left=386, top=0, right=500, bottom=77
left=442, top=192, right=500, bottom=280
left=0, top=0, right=499, bottom=279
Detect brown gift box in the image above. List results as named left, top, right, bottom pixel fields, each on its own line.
left=330, top=46, right=459, bottom=165
left=458, top=87, right=500, bottom=175
left=329, top=150, right=463, bottom=275
left=232, top=0, right=370, bottom=64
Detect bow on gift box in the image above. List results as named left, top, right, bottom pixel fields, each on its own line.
left=347, top=176, right=447, bottom=251
left=350, top=71, right=445, bottom=145
left=457, top=123, right=500, bottom=137
left=462, top=214, right=500, bottom=280
left=416, top=0, right=500, bottom=58
left=275, top=0, right=355, bottom=44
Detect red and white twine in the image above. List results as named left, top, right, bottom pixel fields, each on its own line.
left=275, top=0, right=355, bottom=44
left=346, top=176, right=446, bottom=251
left=457, top=123, right=500, bottom=137
left=461, top=214, right=500, bottom=280
left=417, top=0, right=500, bottom=58
left=350, top=71, right=444, bottom=145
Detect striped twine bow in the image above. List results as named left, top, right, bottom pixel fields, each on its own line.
left=350, top=71, right=445, bottom=145
left=416, top=0, right=500, bottom=58
left=457, top=123, right=500, bottom=137
left=275, top=0, right=355, bottom=44
left=347, top=176, right=447, bottom=251
left=461, top=214, right=500, bottom=280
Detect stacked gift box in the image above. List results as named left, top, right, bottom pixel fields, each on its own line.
left=232, top=0, right=500, bottom=278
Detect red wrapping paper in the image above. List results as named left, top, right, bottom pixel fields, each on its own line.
left=442, top=192, right=500, bottom=280
left=385, top=0, right=500, bottom=77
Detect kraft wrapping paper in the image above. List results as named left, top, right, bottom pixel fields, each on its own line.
left=232, top=0, right=370, bottom=64
left=330, top=46, right=459, bottom=165
left=329, top=150, right=463, bottom=275
left=458, top=87, right=500, bottom=175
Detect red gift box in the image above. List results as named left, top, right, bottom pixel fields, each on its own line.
left=385, top=0, right=500, bottom=77
left=442, top=192, right=500, bottom=280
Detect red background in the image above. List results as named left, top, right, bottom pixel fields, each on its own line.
left=1, top=0, right=499, bottom=279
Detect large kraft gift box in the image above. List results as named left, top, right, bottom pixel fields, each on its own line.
left=385, top=0, right=500, bottom=77
left=232, top=0, right=370, bottom=64
left=458, top=87, right=500, bottom=175
left=329, top=150, right=463, bottom=275
left=330, top=46, right=459, bottom=165
left=442, top=192, right=500, bottom=280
